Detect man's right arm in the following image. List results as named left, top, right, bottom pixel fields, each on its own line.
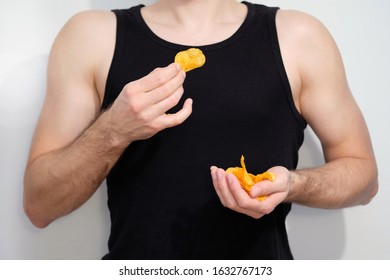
left=23, top=11, right=192, bottom=228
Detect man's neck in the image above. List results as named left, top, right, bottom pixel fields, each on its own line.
left=142, top=0, right=247, bottom=46
left=151, top=0, right=241, bottom=26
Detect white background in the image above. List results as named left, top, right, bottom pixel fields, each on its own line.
left=0, top=0, right=389, bottom=260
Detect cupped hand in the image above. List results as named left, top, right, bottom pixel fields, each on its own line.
left=210, top=165, right=291, bottom=219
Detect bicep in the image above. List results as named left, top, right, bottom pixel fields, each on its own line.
left=303, top=85, right=373, bottom=163
left=27, top=13, right=102, bottom=164
left=28, top=76, right=100, bottom=163
left=296, top=14, right=375, bottom=162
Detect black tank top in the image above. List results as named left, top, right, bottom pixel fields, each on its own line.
left=102, top=2, right=306, bottom=259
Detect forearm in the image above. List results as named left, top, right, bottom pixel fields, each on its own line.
left=287, top=157, right=378, bottom=209
left=24, top=111, right=127, bottom=228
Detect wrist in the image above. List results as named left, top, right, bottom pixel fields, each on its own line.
left=92, top=110, right=131, bottom=152
left=285, top=169, right=305, bottom=203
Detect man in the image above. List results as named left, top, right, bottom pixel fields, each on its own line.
left=24, top=0, right=378, bottom=259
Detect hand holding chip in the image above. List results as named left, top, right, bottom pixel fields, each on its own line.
left=107, top=49, right=205, bottom=145
left=210, top=156, right=291, bottom=219
left=226, top=155, right=276, bottom=201
left=107, top=63, right=192, bottom=144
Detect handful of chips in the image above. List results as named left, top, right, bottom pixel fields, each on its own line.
left=174, top=48, right=206, bottom=72
left=226, top=155, right=276, bottom=201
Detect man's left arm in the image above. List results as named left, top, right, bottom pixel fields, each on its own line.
left=282, top=10, right=378, bottom=208
left=211, top=10, right=378, bottom=218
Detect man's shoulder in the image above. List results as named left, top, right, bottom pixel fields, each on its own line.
left=276, top=9, right=330, bottom=40
left=274, top=9, right=342, bottom=114
left=275, top=8, right=338, bottom=71
left=48, top=10, right=117, bottom=100
left=60, top=10, right=116, bottom=41
left=50, top=10, right=116, bottom=71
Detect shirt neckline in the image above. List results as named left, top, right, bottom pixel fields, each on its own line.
left=132, top=1, right=255, bottom=51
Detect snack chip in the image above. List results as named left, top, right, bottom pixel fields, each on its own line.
left=226, top=155, right=276, bottom=201
left=174, top=48, right=206, bottom=72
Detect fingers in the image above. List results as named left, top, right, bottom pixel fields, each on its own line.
left=136, top=63, right=183, bottom=93
left=128, top=63, right=188, bottom=119
left=250, top=166, right=290, bottom=200
left=226, top=173, right=271, bottom=217
left=249, top=180, right=276, bottom=199
left=210, top=167, right=265, bottom=219
left=146, top=67, right=186, bottom=106
left=110, top=63, right=193, bottom=142
left=211, top=167, right=238, bottom=208
left=210, top=166, right=289, bottom=219
left=156, top=98, right=193, bottom=128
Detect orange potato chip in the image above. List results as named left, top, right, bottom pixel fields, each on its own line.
left=226, top=155, right=276, bottom=201
left=174, top=48, right=206, bottom=72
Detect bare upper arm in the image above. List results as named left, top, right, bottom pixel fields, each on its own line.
left=27, top=11, right=116, bottom=164
left=276, top=10, right=375, bottom=163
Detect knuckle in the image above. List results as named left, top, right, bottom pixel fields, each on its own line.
left=153, top=72, right=166, bottom=86
left=252, top=213, right=263, bottom=219
left=170, top=114, right=185, bottom=126
left=122, top=85, right=143, bottom=113
left=225, top=200, right=236, bottom=209
left=148, top=121, right=162, bottom=132
left=237, top=199, right=249, bottom=209
left=168, top=92, right=181, bottom=107
left=260, top=207, right=274, bottom=215
left=136, top=110, right=150, bottom=123
left=123, top=82, right=136, bottom=96
left=128, top=101, right=142, bottom=114
left=165, top=114, right=179, bottom=127
left=220, top=200, right=228, bottom=208
left=150, top=66, right=163, bottom=74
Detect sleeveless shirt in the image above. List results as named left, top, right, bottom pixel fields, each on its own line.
left=102, top=1, right=306, bottom=260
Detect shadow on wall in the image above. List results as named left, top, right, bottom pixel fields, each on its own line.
left=287, top=129, right=346, bottom=259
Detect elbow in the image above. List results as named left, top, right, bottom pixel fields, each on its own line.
left=360, top=164, right=379, bottom=206
left=23, top=175, right=52, bottom=229
left=23, top=198, right=52, bottom=229
left=362, top=178, right=379, bottom=206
